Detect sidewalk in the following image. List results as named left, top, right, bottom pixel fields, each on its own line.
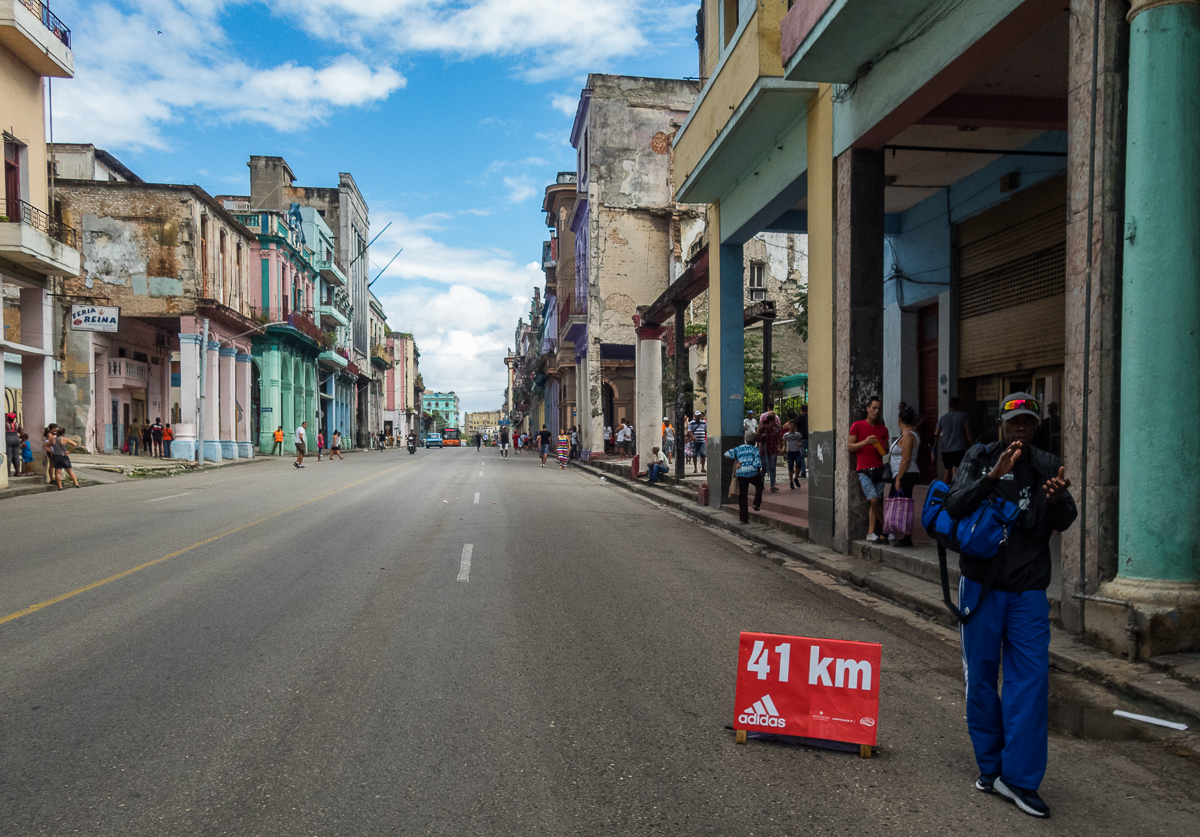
left=572, top=457, right=1200, bottom=730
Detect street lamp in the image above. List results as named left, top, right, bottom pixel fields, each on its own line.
left=195, top=318, right=285, bottom=465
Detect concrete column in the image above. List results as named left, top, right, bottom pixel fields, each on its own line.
left=1060, top=0, right=1126, bottom=637
left=806, top=84, right=837, bottom=547
left=257, top=344, right=281, bottom=452
left=174, top=333, right=202, bottom=460
left=706, top=227, right=745, bottom=508
left=1107, top=0, right=1200, bottom=655
left=634, top=326, right=665, bottom=463
left=235, top=353, right=253, bottom=457
left=18, top=287, right=54, bottom=449
left=585, top=332, right=604, bottom=460
left=219, top=347, right=237, bottom=459
left=673, top=299, right=688, bottom=482
left=203, top=340, right=221, bottom=462
left=833, top=148, right=885, bottom=552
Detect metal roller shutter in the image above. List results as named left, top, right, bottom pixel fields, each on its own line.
left=957, top=189, right=1066, bottom=379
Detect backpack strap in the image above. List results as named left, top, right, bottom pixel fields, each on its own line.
left=938, top=543, right=997, bottom=624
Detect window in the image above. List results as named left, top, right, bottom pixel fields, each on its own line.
left=748, top=262, right=766, bottom=301
left=4, top=139, right=24, bottom=214
left=722, top=0, right=740, bottom=49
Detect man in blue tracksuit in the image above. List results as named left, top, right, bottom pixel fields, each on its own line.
left=945, top=392, right=1075, bottom=819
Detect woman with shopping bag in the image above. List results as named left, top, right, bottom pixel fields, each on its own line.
left=884, top=406, right=921, bottom=546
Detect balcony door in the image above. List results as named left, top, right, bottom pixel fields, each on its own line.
left=4, top=141, right=20, bottom=216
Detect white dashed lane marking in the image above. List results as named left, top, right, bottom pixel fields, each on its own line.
left=457, top=544, right=473, bottom=582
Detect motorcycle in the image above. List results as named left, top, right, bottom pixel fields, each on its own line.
left=407, top=440, right=416, bottom=455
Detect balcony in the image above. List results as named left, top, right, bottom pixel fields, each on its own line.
left=559, top=290, right=587, bottom=345
left=318, top=344, right=349, bottom=369
left=0, top=0, right=73, bottom=77
left=542, top=240, right=555, bottom=269
left=317, top=254, right=347, bottom=287
left=107, top=358, right=149, bottom=389
left=0, top=197, right=80, bottom=276
left=315, top=300, right=350, bottom=328
left=249, top=306, right=325, bottom=347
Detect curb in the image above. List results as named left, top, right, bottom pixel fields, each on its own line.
left=573, top=460, right=1200, bottom=727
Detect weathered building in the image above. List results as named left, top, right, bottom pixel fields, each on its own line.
left=1, top=4, right=79, bottom=476
left=384, top=330, right=419, bottom=439
left=564, top=75, right=702, bottom=458
left=54, top=176, right=258, bottom=460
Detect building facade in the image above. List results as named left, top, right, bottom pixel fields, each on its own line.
left=1, top=3, right=80, bottom=475
left=421, top=391, right=459, bottom=429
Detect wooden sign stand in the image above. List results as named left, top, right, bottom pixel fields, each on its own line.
left=734, top=728, right=874, bottom=758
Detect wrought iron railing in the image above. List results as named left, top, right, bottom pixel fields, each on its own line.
left=3, top=197, right=78, bottom=249
left=19, top=0, right=71, bottom=48
left=248, top=306, right=327, bottom=345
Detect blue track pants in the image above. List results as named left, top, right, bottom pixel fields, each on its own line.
left=959, top=576, right=1050, bottom=790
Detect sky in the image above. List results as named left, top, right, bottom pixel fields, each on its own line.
left=49, top=0, right=701, bottom=415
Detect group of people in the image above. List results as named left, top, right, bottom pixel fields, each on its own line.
left=122, top=418, right=173, bottom=458
left=720, top=405, right=809, bottom=522
left=4, top=415, right=82, bottom=490
left=284, top=423, right=346, bottom=469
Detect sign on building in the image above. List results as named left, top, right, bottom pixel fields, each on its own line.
left=733, top=632, right=881, bottom=748
left=70, top=305, right=119, bottom=333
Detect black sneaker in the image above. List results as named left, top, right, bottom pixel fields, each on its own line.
left=975, top=773, right=999, bottom=794
left=994, top=778, right=1050, bottom=818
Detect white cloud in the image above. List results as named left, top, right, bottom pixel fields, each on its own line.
left=503, top=176, right=537, bottom=204
left=368, top=210, right=541, bottom=411
left=52, top=1, right=405, bottom=150
left=277, top=0, right=655, bottom=80
left=550, top=93, right=579, bottom=115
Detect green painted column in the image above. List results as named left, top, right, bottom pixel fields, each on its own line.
left=1118, top=0, right=1200, bottom=582
left=257, top=342, right=282, bottom=452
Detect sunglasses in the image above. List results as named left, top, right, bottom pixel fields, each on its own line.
left=1002, top=397, right=1040, bottom=414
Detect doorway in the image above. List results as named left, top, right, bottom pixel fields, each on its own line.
left=916, top=303, right=939, bottom=482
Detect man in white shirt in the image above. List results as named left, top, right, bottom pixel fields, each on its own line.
left=603, top=424, right=612, bottom=454
left=294, top=421, right=307, bottom=469
left=617, top=419, right=632, bottom=460
left=744, top=410, right=759, bottom=443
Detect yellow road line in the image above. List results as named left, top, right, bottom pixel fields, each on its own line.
left=1, top=464, right=407, bottom=626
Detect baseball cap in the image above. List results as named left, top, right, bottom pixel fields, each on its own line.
left=1000, top=392, right=1040, bottom=421
left=663, top=416, right=669, bottom=422
left=694, top=410, right=702, bottom=416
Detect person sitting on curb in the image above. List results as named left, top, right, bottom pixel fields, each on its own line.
left=646, top=446, right=670, bottom=484
left=723, top=433, right=764, bottom=524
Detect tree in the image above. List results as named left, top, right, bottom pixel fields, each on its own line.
left=792, top=284, right=809, bottom=342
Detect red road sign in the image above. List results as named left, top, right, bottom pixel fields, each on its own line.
left=733, top=632, right=881, bottom=747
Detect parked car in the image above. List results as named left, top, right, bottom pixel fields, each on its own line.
left=425, top=433, right=443, bottom=449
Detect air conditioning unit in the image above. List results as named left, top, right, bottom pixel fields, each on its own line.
left=750, top=289, right=766, bottom=302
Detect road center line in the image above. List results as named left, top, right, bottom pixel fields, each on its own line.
left=1, top=463, right=409, bottom=626
left=457, top=544, right=473, bottom=582
left=473, top=492, right=480, bottom=504
left=479, top=470, right=484, bottom=476
left=146, top=492, right=193, bottom=503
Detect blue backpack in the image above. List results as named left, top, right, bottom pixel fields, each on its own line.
left=921, top=474, right=1022, bottom=622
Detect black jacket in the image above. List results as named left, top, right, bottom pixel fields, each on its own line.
left=944, top=441, right=1077, bottom=592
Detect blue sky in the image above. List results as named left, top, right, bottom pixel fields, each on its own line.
left=50, top=0, right=699, bottom=414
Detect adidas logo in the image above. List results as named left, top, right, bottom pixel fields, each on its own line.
left=738, top=694, right=787, bottom=729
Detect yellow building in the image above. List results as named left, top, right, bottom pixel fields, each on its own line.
left=1, top=1, right=80, bottom=472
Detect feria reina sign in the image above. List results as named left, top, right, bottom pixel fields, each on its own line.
left=733, top=632, right=882, bottom=749
left=70, top=304, right=119, bottom=333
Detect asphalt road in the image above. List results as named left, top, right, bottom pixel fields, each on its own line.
left=2, top=446, right=1197, bottom=836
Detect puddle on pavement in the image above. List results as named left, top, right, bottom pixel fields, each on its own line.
left=1049, top=698, right=1166, bottom=743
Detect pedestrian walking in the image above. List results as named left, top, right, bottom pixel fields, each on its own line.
left=163, top=424, right=174, bottom=459
left=945, top=392, right=1075, bottom=819
left=5, top=411, right=22, bottom=478
left=316, top=431, right=325, bottom=462
left=616, top=419, right=632, bottom=460
left=743, top=410, right=758, bottom=443
left=782, top=420, right=805, bottom=489
left=127, top=420, right=141, bottom=456
left=537, top=425, right=552, bottom=467
left=499, top=426, right=510, bottom=459
left=50, top=428, right=80, bottom=489
left=556, top=429, right=570, bottom=469
left=330, top=429, right=344, bottom=460
left=934, top=396, right=973, bottom=482
left=294, top=421, right=308, bottom=468
left=141, top=421, right=153, bottom=458
left=602, top=424, right=612, bottom=454
left=886, top=406, right=921, bottom=547
left=476, top=432, right=483, bottom=451
left=662, top=418, right=675, bottom=464
left=724, top=433, right=764, bottom=524
left=688, top=411, right=707, bottom=474
left=151, top=417, right=165, bottom=458
left=796, top=403, right=809, bottom=478
left=757, top=411, right=781, bottom=491
left=271, top=426, right=284, bottom=456
left=570, top=425, right=579, bottom=460
left=20, top=432, right=33, bottom=475
left=848, top=395, right=890, bottom=542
